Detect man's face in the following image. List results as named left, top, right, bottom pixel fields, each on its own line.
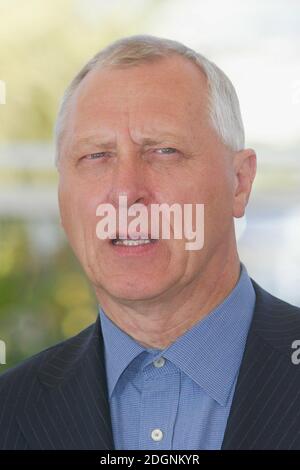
left=58, top=55, right=245, bottom=302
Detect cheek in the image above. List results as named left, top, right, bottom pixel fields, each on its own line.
left=177, top=165, right=234, bottom=239
left=59, top=179, right=101, bottom=245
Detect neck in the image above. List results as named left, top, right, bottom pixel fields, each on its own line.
left=96, top=249, right=241, bottom=350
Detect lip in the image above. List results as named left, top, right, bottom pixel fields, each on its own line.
left=111, top=232, right=154, bottom=240
left=109, top=238, right=160, bottom=257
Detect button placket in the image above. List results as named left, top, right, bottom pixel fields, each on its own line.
left=138, top=355, right=180, bottom=449
left=153, top=357, right=166, bottom=368
left=151, top=428, right=164, bottom=442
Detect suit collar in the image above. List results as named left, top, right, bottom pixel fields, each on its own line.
left=222, top=278, right=300, bottom=449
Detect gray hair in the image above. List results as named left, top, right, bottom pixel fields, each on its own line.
left=54, top=34, right=245, bottom=166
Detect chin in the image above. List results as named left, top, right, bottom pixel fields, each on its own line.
left=101, top=277, right=169, bottom=302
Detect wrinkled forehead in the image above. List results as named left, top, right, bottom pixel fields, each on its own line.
left=65, top=56, right=210, bottom=135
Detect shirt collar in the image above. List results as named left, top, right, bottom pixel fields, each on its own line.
left=99, top=308, right=145, bottom=399
left=99, top=262, right=255, bottom=405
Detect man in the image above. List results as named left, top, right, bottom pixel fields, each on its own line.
left=1, top=34, right=300, bottom=450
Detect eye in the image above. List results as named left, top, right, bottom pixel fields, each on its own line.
left=84, top=152, right=109, bottom=160
left=156, top=147, right=178, bottom=155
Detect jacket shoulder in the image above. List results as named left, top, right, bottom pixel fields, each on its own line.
left=251, top=278, right=300, bottom=352
left=0, top=321, right=95, bottom=393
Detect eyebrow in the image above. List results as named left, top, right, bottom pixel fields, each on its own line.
left=72, top=132, right=183, bottom=149
left=139, top=135, right=182, bottom=145
left=73, top=136, right=115, bottom=149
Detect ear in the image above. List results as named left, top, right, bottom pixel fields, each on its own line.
left=232, top=148, right=257, bottom=218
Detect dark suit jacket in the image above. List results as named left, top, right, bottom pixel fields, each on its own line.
left=1, top=279, right=300, bottom=450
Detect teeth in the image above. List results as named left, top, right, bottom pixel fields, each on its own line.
left=113, top=239, right=152, bottom=246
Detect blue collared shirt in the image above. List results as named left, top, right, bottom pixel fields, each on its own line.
left=99, top=263, right=255, bottom=450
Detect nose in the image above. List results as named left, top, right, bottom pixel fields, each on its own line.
left=109, top=151, right=152, bottom=208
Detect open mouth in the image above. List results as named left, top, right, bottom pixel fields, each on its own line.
left=111, top=238, right=157, bottom=246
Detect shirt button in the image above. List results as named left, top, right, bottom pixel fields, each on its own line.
left=151, top=428, right=164, bottom=442
left=153, top=357, right=165, bottom=368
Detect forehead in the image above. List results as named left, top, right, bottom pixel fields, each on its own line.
left=65, top=55, right=209, bottom=139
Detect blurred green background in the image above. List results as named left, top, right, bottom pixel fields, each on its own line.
left=0, top=0, right=165, bottom=370
left=1, top=0, right=299, bottom=372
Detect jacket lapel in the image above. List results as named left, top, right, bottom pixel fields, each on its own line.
left=17, top=315, right=115, bottom=450
left=222, top=279, right=300, bottom=449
